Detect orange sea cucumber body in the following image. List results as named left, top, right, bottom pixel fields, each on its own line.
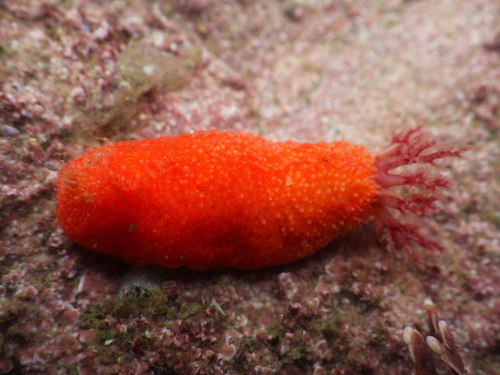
left=56, top=131, right=377, bottom=269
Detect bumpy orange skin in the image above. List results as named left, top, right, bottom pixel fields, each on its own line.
left=56, top=131, right=377, bottom=270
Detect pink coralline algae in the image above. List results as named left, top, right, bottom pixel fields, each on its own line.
left=1, top=0, right=500, bottom=374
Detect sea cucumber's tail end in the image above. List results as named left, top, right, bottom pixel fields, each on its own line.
left=373, top=126, right=466, bottom=256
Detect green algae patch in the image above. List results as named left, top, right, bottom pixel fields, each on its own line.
left=112, top=267, right=170, bottom=319
left=113, top=284, right=170, bottom=319
left=78, top=302, right=111, bottom=330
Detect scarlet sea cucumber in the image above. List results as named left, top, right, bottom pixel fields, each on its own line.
left=56, top=127, right=462, bottom=270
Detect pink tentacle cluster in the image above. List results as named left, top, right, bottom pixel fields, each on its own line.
left=373, top=126, right=465, bottom=254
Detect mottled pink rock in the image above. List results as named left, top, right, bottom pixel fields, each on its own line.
left=1, top=1, right=500, bottom=374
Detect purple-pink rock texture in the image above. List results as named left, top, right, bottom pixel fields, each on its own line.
left=1, top=1, right=499, bottom=374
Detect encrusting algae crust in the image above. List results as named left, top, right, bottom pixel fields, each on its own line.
left=56, top=130, right=377, bottom=270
